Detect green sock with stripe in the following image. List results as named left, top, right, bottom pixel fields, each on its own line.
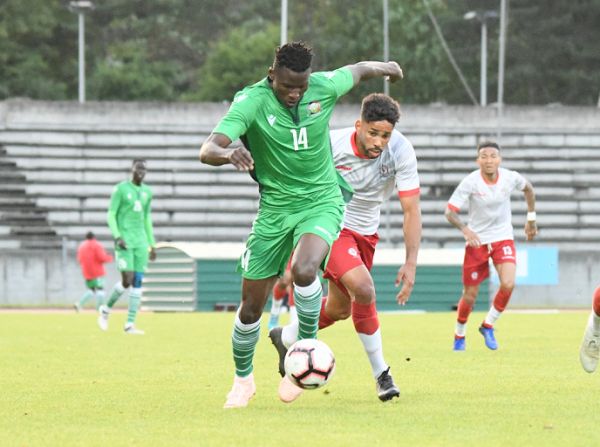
left=294, top=278, right=323, bottom=340
left=127, top=288, right=141, bottom=324
left=231, top=310, right=260, bottom=377
left=107, top=282, right=125, bottom=308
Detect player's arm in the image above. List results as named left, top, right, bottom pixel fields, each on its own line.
left=522, top=180, right=537, bottom=241
left=144, top=195, right=157, bottom=261
left=445, top=205, right=481, bottom=248
left=107, top=186, right=126, bottom=250
left=395, top=193, right=421, bottom=305
left=345, top=61, right=403, bottom=86
left=199, top=133, right=254, bottom=171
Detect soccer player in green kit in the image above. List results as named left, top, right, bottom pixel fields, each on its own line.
left=199, top=41, right=403, bottom=408
left=98, top=159, right=157, bottom=335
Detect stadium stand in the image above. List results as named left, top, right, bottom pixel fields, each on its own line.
left=1, top=101, right=599, bottom=251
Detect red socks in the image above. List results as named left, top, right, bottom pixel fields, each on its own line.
left=318, top=297, right=335, bottom=329
left=457, top=298, right=473, bottom=324
left=593, top=286, right=600, bottom=316
left=352, top=301, right=379, bottom=335
left=493, top=287, right=512, bottom=312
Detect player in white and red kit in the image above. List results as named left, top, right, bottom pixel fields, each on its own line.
left=270, top=93, right=421, bottom=402
left=445, top=141, right=537, bottom=351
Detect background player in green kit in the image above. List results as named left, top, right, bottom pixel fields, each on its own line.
left=98, top=159, right=157, bottom=335
left=199, top=41, right=403, bottom=408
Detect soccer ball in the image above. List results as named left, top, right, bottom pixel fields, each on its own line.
left=284, top=338, right=336, bottom=390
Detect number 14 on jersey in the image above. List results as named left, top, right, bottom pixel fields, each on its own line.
left=290, top=127, right=308, bottom=151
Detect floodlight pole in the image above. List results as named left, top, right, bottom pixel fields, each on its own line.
left=77, top=12, right=85, bottom=103
left=280, top=0, right=288, bottom=45
left=69, top=1, right=94, bottom=103
left=383, top=0, right=390, bottom=96
left=464, top=10, right=498, bottom=107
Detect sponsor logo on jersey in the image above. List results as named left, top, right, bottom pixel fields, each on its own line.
left=307, top=101, right=322, bottom=115
left=335, top=165, right=352, bottom=171
left=267, top=114, right=277, bottom=127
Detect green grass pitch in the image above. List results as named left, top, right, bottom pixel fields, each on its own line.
left=0, top=310, right=599, bottom=447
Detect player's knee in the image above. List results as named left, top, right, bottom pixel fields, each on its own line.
left=463, top=291, right=477, bottom=304
left=499, top=280, right=515, bottom=291
left=291, top=263, right=318, bottom=286
left=352, top=283, right=376, bottom=305
left=238, top=303, right=262, bottom=324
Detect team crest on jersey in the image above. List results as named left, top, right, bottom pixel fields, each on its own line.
left=379, top=164, right=392, bottom=177
left=307, top=101, right=322, bottom=115
left=348, top=248, right=359, bottom=258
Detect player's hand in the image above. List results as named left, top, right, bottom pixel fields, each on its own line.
left=525, top=221, right=538, bottom=241
left=386, top=61, right=404, bottom=82
left=115, top=238, right=127, bottom=250
left=228, top=146, right=254, bottom=171
left=395, top=263, right=416, bottom=305
left=462, top=227, right=481, bottom=248
left=149, top=246, right=157, bottom=261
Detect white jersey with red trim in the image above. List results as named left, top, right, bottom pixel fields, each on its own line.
left=447, top=167, right=527, bottom=244
left=330, top=127, right=420, bottom=235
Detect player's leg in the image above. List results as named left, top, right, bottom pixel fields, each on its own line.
left=454, top=285, right=479, bottom=350
left=75, top=280, right=95, bottom=312
left=123, top=247, right=150, bottom=334
left=225, top=276, right=276, bottom=408
left=479, top=241, right=517, bottom=350
left=580, top=286, right=600, bottom=373
left=123, top=272, right=145, bottom=334
left=454, top=245, right=489, bottom=351
left=94, top=284, right=105, bottom=310
left=339, top=264, right=399, bottom=401
left=268, top=266, right=291, bottom=330
left=103, top=246, right=132, bottom=316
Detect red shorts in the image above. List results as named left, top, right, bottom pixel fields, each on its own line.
left=323, top=228, right=379, bottom=296
left=463, top=239, right=516, bottom=286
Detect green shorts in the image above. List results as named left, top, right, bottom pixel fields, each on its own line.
left=115, top=245, right=149, bottom=272
left=237, top=200, right=345, bottom=280
left=85, top=277, right=104, bottom=289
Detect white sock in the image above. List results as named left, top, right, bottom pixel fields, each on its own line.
left=455, top=322, right=467, bottom=337
left=357, top=329, right=388, bottom=378
left=270, top=297, right=283, bottom=316
left=289, top=305, right=298, bottom=325
left=281, top=320, right=299, bottom=348
left=484, top=306, right=502, bottom=327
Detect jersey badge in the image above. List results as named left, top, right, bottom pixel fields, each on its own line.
left=307, top=101, right=322, bottom=115
left=267, top=114, right=277, bottom=127
left=323, top=71, right=336, bottom=79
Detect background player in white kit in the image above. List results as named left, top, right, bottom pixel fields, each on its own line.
left=445, top=141, right=537, bottom=351
left=270, top=93, right=421, bottom=402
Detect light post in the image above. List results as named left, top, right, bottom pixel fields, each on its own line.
left=464, top=10, right=499, bottom=106
left=68, top=1, right=94, bottom=103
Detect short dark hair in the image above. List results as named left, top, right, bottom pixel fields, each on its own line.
left=273, top=42, right=313, bottom=72
left=86, top=231, right=95, bottom=240
left=477, top=141, right=500, bottom=153
left=132, top=158, right=146, bottom=166
left=360, top=93, right=401, bottom=125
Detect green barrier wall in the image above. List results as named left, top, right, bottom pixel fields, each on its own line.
left=195, top=260, right=489, bottom=312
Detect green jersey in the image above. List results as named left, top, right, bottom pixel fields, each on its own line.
left=107, top=181, right=156, bottom=248
left=214, top=67, right=354, bottom=211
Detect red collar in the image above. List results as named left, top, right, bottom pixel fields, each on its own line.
left=350, top=131, right=370, bottom=159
